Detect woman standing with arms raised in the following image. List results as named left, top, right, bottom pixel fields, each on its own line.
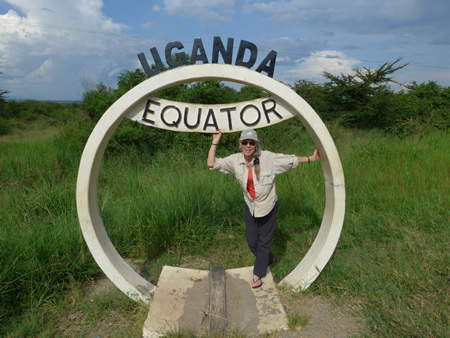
left=207, top=129, right=320, bottom=288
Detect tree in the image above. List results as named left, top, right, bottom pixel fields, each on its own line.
left=384, top=81, right=450, bottom=135
left=0, top=88, right=8, bottom=102
left=115, top=69, right=148, bottom=97
left=176, top=81, right=236, bottom=104
left=323, top=58, right=408, bottom=108
left=82, top=83, right=116, bottom=121
left=0, top=72, right=8, bottom=95
left=321, top=57, right=409, bottom=127
left=236, top=85, right=267, bottom=102
left=290, top=80, right=330, bottom=116
left=0, top=71, right=9, bottom=109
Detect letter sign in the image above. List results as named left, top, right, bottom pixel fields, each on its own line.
left=138, top=36, right=277, bottom=78
left=126, top=97, right=293, bottom=132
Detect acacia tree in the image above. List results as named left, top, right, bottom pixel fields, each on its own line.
left=324, top=58, right=408, bottom=108
left=321, top=58, right=409, bottom=127
left=0, top=88, right=7, bottom=101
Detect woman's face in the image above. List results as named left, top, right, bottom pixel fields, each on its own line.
left=240, top=139, right=258, bottom=157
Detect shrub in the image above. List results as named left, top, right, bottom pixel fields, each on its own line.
left=0, top=118, right=12, bottom=135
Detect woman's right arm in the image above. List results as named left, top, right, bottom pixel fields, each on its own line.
left=207, top=130, right=222, bottom=168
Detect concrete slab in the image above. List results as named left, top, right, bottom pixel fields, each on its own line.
left=143, top=266, right=209, bottom=337
left=226, top=267, right=289, bottom=336
left=142, top=266, right=288, bottom=337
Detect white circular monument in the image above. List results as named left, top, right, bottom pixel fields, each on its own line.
left=76, top=64, right=345, bottom=303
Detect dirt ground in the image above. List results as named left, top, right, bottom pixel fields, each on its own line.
left=81, top=259, right=365, bottom=337
left=276, top=292, right=364, bottom=337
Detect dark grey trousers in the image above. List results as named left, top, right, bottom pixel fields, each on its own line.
left=245, top=202, right=278, bottom=278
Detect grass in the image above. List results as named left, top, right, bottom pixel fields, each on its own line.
left=287, top=311, right=309, bottom=330
left=0, top=120, right=448, bottom=336
left=3, top=283, right=148, bottom=337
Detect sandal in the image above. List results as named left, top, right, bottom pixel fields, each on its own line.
left=252, top=277, right=263, bottom=289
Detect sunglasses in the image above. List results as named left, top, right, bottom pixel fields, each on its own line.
left=241, top=141, right=256, bottom=146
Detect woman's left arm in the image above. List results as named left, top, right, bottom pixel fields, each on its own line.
left=297, top=149, right=320, bottom=163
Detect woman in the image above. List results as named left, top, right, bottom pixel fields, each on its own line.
left=207, top=129, right=320, bottom=288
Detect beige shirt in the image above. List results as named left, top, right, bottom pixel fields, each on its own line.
left=212, top=150, right=299, bottom=217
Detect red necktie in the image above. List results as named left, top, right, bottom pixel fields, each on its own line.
left=247, top=169, right=256, bottom=200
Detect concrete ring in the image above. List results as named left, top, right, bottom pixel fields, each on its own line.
left=76, top=64, right=345, bottom=302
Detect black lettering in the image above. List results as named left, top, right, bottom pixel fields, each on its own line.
left=142, top=99, right=160, bottom=124
left=161, top=105, right=182, bottom=127
left=240, top=104, right=261, bottom=127
left=212, top=36, right=233, bottom=64
left=203, top=108, right=219, bottom=131
left=235, top=40, right=257, bottom=69
left=165, top=41, right=186, bottom=68
left=184, top=107, right=202, bottom=129
left=261, top=98, right=283, bottom=123
left=190, top=38, right=209, bottom=64
left=256, top=50, right=277, bottom=78
left=138, top=48, right=164, bottom=77
left=219, top=107, right=236, bottom=130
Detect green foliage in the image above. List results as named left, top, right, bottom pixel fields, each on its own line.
left=376, top=81, right=450, bottom=136
left=154, top=80, right=266, bottom=104
left=154, top=83, right=188, bottom=100
left=81, top=69, right=149, bottom=123
left=0, top=72, right=9, bottom=109
left=176, top=81, right=236, bottom=104
left=1, top=125, right=448, bottom=336
left=288, top=311, right=309, bottom=330
left=290, top=80, right=330, bottom=115
left=0, top=99, right=21, bottom=119
left=116, top=68, right=148, bottom=96
left=291, top=59, right=448, bottom=135
left=235, top=85, right=268, bottom=102
left=75, top=70, right=269, bottom=154
left=0, top=139, right=100, bottom=325
left=81, top=83, right=116, bottom=121
left=0, top=118, right=12, bottom=135
left=1, top=61, right=448, bottom=335
left=0, top=88, right=8, bottom=101
left=1, top=100, right=80, bottom=121
left=0, top=100, right=83, bottom=137
left=320, top=58, right=408, bottom=127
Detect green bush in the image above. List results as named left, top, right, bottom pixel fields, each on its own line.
left=0, top=118, right=12, bottom=135
left=291, top=62, right=449, bottom=135
left=382, top=82, right=450, bottom=135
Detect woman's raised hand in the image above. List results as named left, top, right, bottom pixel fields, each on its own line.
left=312, top=149, right=320, bottom=161
left=212, top=129, right=222, bottom=144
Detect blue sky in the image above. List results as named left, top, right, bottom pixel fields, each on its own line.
left=1, top=0, right=449, bottom=101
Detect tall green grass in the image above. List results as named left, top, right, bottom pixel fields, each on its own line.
left=310, top=126, right=449, bottom=337
left=1, top=124, right=448, bottom=336
left=0, top=139, right=99, bottom=322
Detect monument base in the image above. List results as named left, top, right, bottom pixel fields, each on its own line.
left=143, top=266, right=288, bottom=337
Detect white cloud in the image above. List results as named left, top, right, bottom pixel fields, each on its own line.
left=3, top=0, right=126, bottom=32
left=25, top=58, right=54, bottom=83
left=280, top=50, right=360, bottom=83
left=276, top=56, right=291, bottom=63
left=162, top=0, right=236, bottom=22
left=0, top=0, right=137, bottom=100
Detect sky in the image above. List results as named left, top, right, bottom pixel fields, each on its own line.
left=0, top=0, right=449, bottom=101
